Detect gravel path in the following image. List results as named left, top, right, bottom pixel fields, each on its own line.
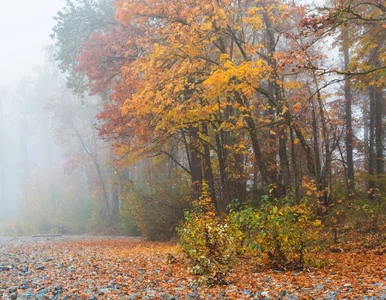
left=0, top=235, right=140, bottom=245
left=1, top=235, right=386, bottom=299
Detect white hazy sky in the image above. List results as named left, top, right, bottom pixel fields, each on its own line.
left=0, top=0, right=65, bottom=86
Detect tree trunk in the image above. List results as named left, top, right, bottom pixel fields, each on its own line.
left=111, top=188, right=120, bottom=218
left=311, top=98, right=322, bottom=186
left=244, top=115, right=271, bottom=186
left=234, top=93, right=271, bottom=187
left=312, top=69, right=332, bottom=213
left=368, top=86, right=376, bottom=199
left=278, top=124, right=291, bottom=192
left=188, top=127, right=203, bottom=201
left=344, top=47, right=355, bottom=195
left=311, top=98, right=324, bottom=216
left=213, top=128, right=230, bottom=212
left=93, top=158, right=112, bottom=224
left=375, top=86, right=384, bottom=176
left=265, top=11, right=279, bottom=185
left=290, top=125, right=300, bottom=204
left=201, top=124, right=218, bottom=211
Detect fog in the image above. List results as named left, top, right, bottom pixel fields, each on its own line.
left=0, top=0, right=66, bottom=86
left=0, top=0, right=66, bottom=221
left=0, top=0, right=115, bottom=233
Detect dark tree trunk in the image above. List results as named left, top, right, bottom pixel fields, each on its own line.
left=375, top=87, right=384, bottom=176
left=368, top=86, right=376, bottom=199
left=244, top=115, right=271, bottom=186
left=290, top=126, right=300, bottom=204
left=265, top=13, right=279, bottom=185
left=214, top=128, right=230, bottom=212
left=71, top=120, right=112, bottom=224
left=201, top=124, right=218, bottom=211
left=311, top=98, right=324, bottom=216
left=188, top=127, right=203, bottom=201
left=311, top=99, right=322, bottom=186
left=233, top=93, right=271, bottom=187
left=278, top=125, right=291, bottom=191
left=344, top=47, right=355, bottom=195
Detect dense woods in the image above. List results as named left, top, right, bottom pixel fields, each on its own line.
left=51, top=0, right=385, bottom=232
left=0, top=0, right=386, bottom=282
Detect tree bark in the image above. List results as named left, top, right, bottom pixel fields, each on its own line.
left=278, top=124, right=291, bottom=191
left=375, top=85, right=384, bottom=176
left=344, top=47, right=355, bottom=195
left=368, top=86, right=376, bottom=199
left=290, top=125, right=300, bottom=204
left=188, top=126, right=203, bottom=201
left=213, top=127, right=230, bottom=212
left=201, top=124, right=218, bottom=211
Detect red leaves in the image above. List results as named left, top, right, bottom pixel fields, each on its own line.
left=76, top=24, right=138, bottom=96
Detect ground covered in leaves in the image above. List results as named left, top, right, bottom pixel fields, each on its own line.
left=0, top=236, right=385, bottom=299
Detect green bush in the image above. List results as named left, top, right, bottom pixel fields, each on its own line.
left=256, top=196, right=321, bottom=267
left=178, top=184, right=243, bottom=275
left=179, top=190, right=322, bottom=274
left=229, top=195, right=322, bottom=268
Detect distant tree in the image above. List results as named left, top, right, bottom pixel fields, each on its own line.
left=51, top=0, right=116, bottom=95
left=50, top=90, right=114, bottom=224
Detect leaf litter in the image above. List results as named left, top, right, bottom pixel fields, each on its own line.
left=0, top=236, right=385, bottom=299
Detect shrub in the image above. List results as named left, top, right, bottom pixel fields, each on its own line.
left=258, top=196, right=321, bottom=267
left=121, top=173, right=191, bottom=241
left=178, top=184, right=243, bottom=275
left=327, top=173, right=386, bottom=233
left=228, top=201, right=260, bottom=254
left=119, top=213, right=141, bottom=236
left=230, top=195, right=322, bottom=269
left=179, top=187, right=322, bottom=274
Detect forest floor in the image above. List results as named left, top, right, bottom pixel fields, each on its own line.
left=0, top=235, right=385, bottom=299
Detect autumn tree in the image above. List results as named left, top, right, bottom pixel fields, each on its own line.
left=51, top=0, right=117, bottom=95
left=47, top=0, right=386, bottom=243
left=92, top=0, right=337, bottom=214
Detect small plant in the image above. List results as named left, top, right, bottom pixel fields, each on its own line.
left=178, top=183, right=243, bottom=275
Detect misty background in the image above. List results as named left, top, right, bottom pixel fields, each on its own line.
left=0, top=0, right=65, bottom=85
left=0, top=0, right=64, bottom=216
left=0, top=0, right=115, bottom=233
